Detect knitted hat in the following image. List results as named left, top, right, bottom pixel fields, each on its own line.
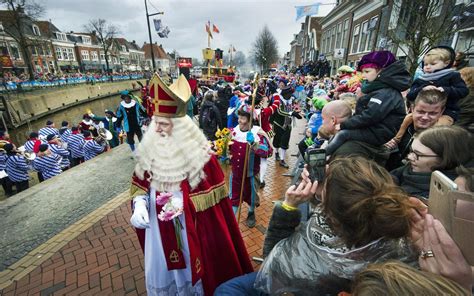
left=46, top=134, right=58, bottom=141
left=312, top=97, right=328, bottom=110
left=358, top=51, right=396, bottom=71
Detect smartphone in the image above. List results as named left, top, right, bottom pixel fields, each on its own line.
left=428, top=171, right=458, bottom=232
left=305, top=148, right=326, bottom=183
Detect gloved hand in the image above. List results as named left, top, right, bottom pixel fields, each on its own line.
left=291, top=111, right=302, bottom=119
left=246, top=131, right=255, bottom=145
left=130, top=197, right=150, bottom=229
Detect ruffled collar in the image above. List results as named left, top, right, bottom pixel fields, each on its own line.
left=121, top=100, right=136, bottom=108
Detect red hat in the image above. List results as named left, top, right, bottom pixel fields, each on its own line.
left=148, top=74, right=191, bottom=118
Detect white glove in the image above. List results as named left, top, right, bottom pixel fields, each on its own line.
left=130, top=196, right=150, bottom=229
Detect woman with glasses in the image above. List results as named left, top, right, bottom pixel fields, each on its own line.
left=391, top=125, right=474, bottom=199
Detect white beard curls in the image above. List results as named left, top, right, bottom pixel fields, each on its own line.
left=134, top=116, right=211, bottom=192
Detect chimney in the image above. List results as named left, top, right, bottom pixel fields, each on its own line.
left=132, top=40, right=136, bottom=44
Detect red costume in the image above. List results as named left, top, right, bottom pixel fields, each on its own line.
left=131, top=155, right=253, bottom=295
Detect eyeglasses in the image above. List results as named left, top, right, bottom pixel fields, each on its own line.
left=409, top=147, right=439, bottom=161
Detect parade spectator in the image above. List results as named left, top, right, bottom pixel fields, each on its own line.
left=82, top=130, right=104, bottom=161
left=38, top=120, right=59, bottom=139
left=199, top=91, right=221, bottom=141
left=116, top=90, right=146, bottom=152
left=230, top=105, right=272, bottom=227
left=215, top=85, right=233, bottom=129
left=324, top=51, right=409, bottom=156
left=350, top=261, right=470, bottom=295
left=407, top=46, right=469, bottom=124
left=385, top=89, right=447, bottom=170
left=216, top=157, right=419, bottom=295
left=227, top=86, right=243, bottom=128
left=68, top=126, right=85, bottom=167
left=32, top=144, right=62, bottom=181
left=4, top=143, right=29, bottom=193
left=390, top=125, right=474, bottom=199
left=456, top=67, right=474, bottom=132
left=298, top=97, right=327, bottom=156
left=47, top=134, right=70, bottom=170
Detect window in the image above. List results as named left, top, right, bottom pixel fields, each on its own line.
left=67, top=48, right=74, bottom=60
left=81, top=50, right=90, bottom=60
left=62, top=48, right=68, bottom=60
left=100, top=51, right=105, bottom=61
left=31, top=46, right=37, bottom=55
left=351, top=25, right=360, bottom=53
left=82, top=36, right=91, bottom=45
left=10, top=44, right=21, bottom=60
left=91, top=51, right=98, bottom=61
left=32, top=25, right=41, bottom=36
left=365, top=16, right=379, bottom=52
left=56, top=33, right=67, bottom=41
left=0, top=42, right=8, bottom=55
left=343, top=19, right=350, bottom=48
left=56, top=47, right=62, bottom=60
left=336, top=23, right=342, bottom=49
left=359, top=21, right=369, bottom=53
left=37, top=46, right=44, bottom=56
left=331, top=27, right=336, bottom=51
left=0, top=22, right=4, bottom=33
left=121, top=45, right=127, bottom=52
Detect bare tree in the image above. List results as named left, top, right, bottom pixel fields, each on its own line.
left=251, top=25, right=279, bottom=73
left=1, top=0, right=45, bottom=79
left=386, top=0, right=468, bottom=75
left=84, top=18, right=119, bottom=76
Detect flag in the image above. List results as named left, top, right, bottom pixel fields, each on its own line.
left=205, top=21, right=213, bottom=39
left=212, top=24, right=220, bottom=33
left=295, top=3, right=320, bottom=21
left=153, top=19, right=162, bottom=32
left=158, top=26, right=170, bottom=38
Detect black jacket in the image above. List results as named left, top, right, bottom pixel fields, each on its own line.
left=407, top=71, right=468, bottom=120
left=340, top=61, right=410, bottom=144
left=199, top=100, right=221, bottom=141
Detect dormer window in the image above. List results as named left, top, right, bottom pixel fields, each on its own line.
left=0, top=22, right=4, bottom=33
left=32, top=24, right=41, bottom=36
left=82, top=36, right=91, bottom=45
left=56, top=32, right=67, bottom=41
left=121, top=45, right=127, bottom=52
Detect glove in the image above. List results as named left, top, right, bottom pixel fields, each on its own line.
left=130, top=196, right=150, bottom=229
left=291, top=111, right=302, bottom=119
left=246, top=132, right=255, bottom=145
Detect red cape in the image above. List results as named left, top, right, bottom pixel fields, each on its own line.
left=131, top=155, right=253, bottom=295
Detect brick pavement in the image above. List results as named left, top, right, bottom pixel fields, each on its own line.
left=0, top=120, right=304, bottom=295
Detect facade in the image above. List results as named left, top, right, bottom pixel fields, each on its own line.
left=300, top=17, right=324, bottom=64
left=289, top=28, right=303, bottom=69
left=112, top=38, right=146, bottom=71
left=70, top=33, right=102, bottom=72
left=142, top=43, right=172, bottom=73
left=0, top=11, right=56, bottom=75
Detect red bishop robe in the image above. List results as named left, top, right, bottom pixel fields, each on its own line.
left=130, top=155, right=253, bottom=295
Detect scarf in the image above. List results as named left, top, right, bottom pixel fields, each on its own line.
left=418, top=68, right=454, bottom=81
left=361, top=80, right=390, bottom=94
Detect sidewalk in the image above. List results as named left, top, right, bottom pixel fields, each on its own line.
left=0, top=120, right=305, bottom=295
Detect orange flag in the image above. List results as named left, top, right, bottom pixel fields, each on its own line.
left=212, top=24, right=220, bottom=34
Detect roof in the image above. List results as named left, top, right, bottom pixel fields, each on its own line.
left=34, top=21, right=61, bottom=38
left=142, top=43, right=170, bottom=59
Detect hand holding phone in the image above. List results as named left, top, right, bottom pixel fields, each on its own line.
left=305, top=148, right=326, bottom=183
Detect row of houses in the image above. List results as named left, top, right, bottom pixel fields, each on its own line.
left=0, top=11, right=175, bottom=75
left=284, top=0, right=473, bottom=76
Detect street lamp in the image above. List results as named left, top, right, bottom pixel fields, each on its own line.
left=144, top=0, right=164, bottom=72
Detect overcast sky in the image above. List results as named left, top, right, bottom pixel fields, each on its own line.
left=36, top=0, right=335, bottom=60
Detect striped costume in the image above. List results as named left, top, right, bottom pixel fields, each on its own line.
left=83, top=139, right=104, bottom=161
left=48, top=143, right=70, bottom=169
left=68, top=133, right=85, bottom=158
left=38, top=127, right=59, bottom=138
left=33, top=154, right=62, bottom=180
left=59, top=127, right=72, bottom=144
left=6, top=155, right=29, bottom=182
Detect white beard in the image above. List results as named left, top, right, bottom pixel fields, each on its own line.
left=134, top=116, right=211, bottom=192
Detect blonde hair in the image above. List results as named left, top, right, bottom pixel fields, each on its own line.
left=424, top=48, right=451, bottom=64
left=352, top=261, right=470, bottom=296
left=459, top=67, right=474, bottom=88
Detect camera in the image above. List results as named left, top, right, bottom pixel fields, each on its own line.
left=305, top=148, right=326, bottom=183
